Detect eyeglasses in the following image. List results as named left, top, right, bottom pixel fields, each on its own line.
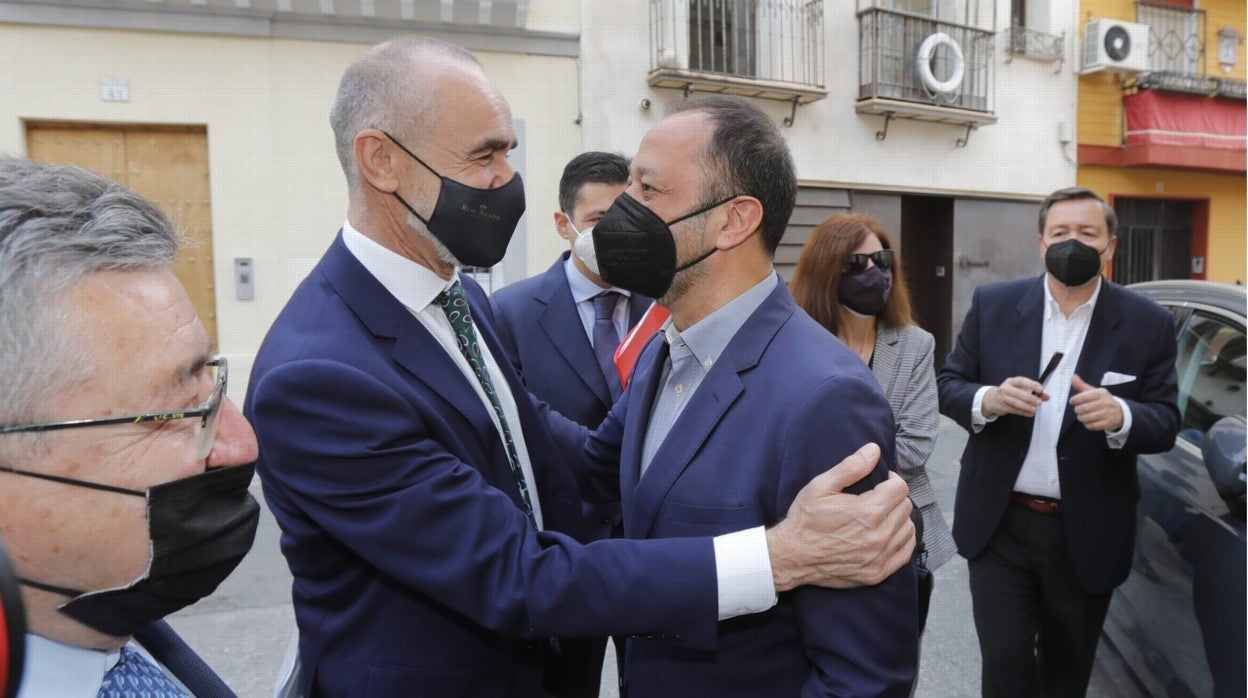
left=0, top=357, right=227, bottom=460
left=843, top=249, right=894, bottom=275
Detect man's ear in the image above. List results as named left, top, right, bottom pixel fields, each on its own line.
left=714, top=196, right=764, bottom=250
left=354, top=129, right=400, bottom=194
left=554, top=210, right=573, bottom=243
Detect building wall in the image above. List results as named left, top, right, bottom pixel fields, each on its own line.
left=1077, top=0, right=1247, bottom=148
left=0, top=21, right=580, bottom=392
left=580, top=0, right=1078, bottom=200
left=1079, top=165, right=1247, bottom=284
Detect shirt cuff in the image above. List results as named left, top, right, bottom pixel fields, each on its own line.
left=971, top=385, right=996, bottom=432
left=1106, top=397, right=1132, bottom=448
left=713, top=526, right=778, bottom=620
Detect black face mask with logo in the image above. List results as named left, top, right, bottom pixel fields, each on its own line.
left=591, top=191, right=734, bottom=299
left=1045, top=239, right=1106, bottom=287
left=382, top=131, right=526, bottom=269
left=15, top=464, right=260, bottom=637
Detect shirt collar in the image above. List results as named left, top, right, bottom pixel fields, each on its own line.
left=663, top=272, right=779, bottom=369
left=1042, top=273, right=1102, bottom=321
left=341, top=220, right=457, bottom=312
left=21, top=633, right=119, bottom=694
left=563, top=252, right=631, bottom=305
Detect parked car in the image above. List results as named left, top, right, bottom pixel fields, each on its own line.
left=1098, top=280, right=1246, bottom=698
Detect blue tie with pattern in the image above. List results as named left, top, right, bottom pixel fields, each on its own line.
left=98, top=646, right=189, bottom=698
left=592, top=291, right=624, bottom=402
left=437, top=280, right=538, bottom=528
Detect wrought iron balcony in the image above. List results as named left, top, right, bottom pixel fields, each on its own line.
left=856, top=6, right=996, bottom=141
left=648, top=0, right=828, bottom=109
left=1004, top=25, right=1064, bottom=69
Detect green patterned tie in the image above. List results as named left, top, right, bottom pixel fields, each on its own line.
left=437, top=280, right=537, bottom=528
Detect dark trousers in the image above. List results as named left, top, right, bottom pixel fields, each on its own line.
left=968, top=501, right=1112, bottom=698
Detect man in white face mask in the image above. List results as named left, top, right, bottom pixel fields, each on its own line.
left=490, top=152, right=649, bottom=696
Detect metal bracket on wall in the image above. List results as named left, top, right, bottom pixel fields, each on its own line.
left=782, top=96, right=802, bottom=127
left=955, top=123, right=976, bottom=148
left=875, top=112, right=896, bottom=141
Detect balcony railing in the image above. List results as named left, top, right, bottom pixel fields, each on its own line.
left=1004, top=25, right=1064, bottom=69
left=1137, top=1, right=1206, bottom=77
left=857, top=7, right=995, bottom=115
left=648, top=0, right=827, bottom=107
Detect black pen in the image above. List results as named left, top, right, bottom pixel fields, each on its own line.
left=1033, top=352, right=1064, bottom=395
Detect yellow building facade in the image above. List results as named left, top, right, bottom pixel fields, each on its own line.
left=1076, top=0, right=1246, bottom=285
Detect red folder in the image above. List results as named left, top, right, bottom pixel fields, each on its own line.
left=614, top=302, right=670, bottom=390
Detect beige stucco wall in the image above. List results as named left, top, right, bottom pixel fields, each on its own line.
left=0, top=21, right=580, bottom=392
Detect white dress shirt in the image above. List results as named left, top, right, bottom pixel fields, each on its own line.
left=343, top=222, right=544, bottom=529
left=18, top=634, right=190, bottom=698
left=341, top=223, right=776, bottom=619
left=971, top=276, right=1133, bottom=499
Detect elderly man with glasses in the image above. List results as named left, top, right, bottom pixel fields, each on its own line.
left=0, top=156, right=260, bottom=697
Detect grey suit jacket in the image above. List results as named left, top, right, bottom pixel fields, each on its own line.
left=872, top=322, right=956, bottom=569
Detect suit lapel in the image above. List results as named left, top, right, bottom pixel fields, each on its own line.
left=627, top=293, right=652, bottom=327
left=871, top=324, right=902, bottom=406
left=627, top=284, right=793, bottom=539
left=1011, top=277, right=1046, bottom=384
left=620, top=334, right=669, bottom=526
left=536, top=264, right=613, bottom=407
left=1060, top=281, right=1125, bottom=439
left=321, top=237, right=510, bottom=480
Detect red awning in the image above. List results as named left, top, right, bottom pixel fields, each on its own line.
left=1125, top=90, right=1246, bottom=150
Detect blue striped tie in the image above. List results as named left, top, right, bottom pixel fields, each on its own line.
left=592, top=291, right=624, bottom=401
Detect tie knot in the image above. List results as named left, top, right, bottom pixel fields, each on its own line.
left=592, top=291, right=618, bottom=319
left=437, top=280, right=472, bottom=325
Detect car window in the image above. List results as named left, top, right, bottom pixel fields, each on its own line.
left=1174, top=311, right=1247, bottom=442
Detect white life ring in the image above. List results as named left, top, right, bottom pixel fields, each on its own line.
left=917, top=32, right=965, bottom=95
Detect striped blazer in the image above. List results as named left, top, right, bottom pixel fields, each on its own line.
left=871, top=322, right=957, bottom=569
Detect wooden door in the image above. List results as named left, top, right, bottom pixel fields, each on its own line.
left=26, top=123, right=218, bottom=347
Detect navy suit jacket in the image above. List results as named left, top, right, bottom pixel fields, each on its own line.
left=491, top=252, right=650, bottom=535
left=245, top=235, right=722, bottom=697
left=606, top=282, right=919, bottom=697
left=938, top=276, right=1180, bottom=594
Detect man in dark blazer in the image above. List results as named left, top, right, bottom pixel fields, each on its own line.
left=491, top=152, right=648, bottom=697
left=246, top=37, right=917, bottom=697
left=0, top=157, right=254, bottom=697
left=938, top=186, right=1180, bottom=697
left=491, top=150, right=650, bottom=538
left=593, top=96, right=918, bottom=696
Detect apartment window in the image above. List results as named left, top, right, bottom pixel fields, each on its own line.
left=689, top=0, right=757, bottom=76
left=1137, top=1, right=1206, bottom=76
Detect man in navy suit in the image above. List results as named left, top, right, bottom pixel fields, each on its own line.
left=938, top=186, right=1180, bottom=697
left=585, top=95, right=918, bottom=697
left=491, top=152, right=648, bottom=696
left=492, top=150, right=650, bottom=536
left=246, top=37, right=917, bottom=697
left=0, top=157, right=255, bottom=697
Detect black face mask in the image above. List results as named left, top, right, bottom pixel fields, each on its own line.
left=840, top=266, right=893, bottom=317
left=15, top=464, right=259, bottom=637
left=383, top=131, right=526, bottom=268
left=592, top=192, right=734, bottom=299
left=1045, top=239, right=1106, bottom=287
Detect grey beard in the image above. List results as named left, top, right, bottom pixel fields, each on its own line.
left=407, top=214, right=461, bottom=268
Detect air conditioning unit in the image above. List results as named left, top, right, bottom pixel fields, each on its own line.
left=1082, top=20, right=1151, bottom=74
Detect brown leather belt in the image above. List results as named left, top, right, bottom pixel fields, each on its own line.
left=1011, top=492, right=1062, bottom=515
